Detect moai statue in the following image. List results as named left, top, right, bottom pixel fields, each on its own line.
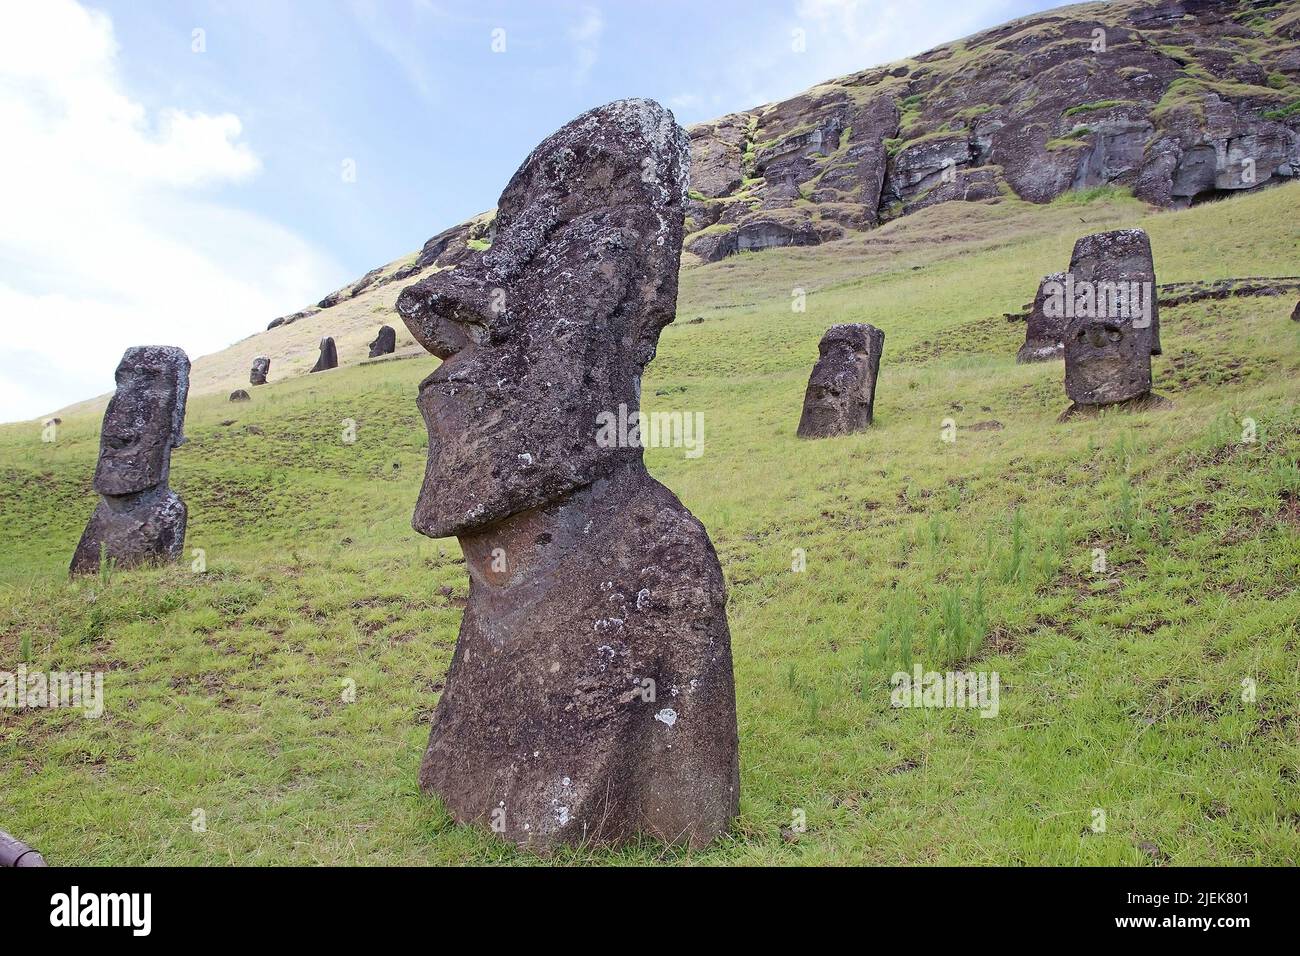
left=310, top=336, right=338, bottom=373
left=1016, top=272, right=1068, bottom=363
left=368, top=325, right=396, bottom=357
left=797, top=323, right=884, bottom=438
left=396, top=98, right=738, bottom=849
left=1290, top=300, right=1299, bottom=323
left=1060, top=228, right=1169, bottom=420
left=70, top=347, right=190, bottom=575
left=250, top=356, right=270, bottom=385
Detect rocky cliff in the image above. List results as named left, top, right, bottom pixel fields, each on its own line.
left=270, top=0, right=1300, bottom=326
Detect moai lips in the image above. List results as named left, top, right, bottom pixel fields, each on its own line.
left=250, top=356, right=270, bottom=385
left=367, top=325, right=396, bottom=358
left=71, top=346, right=189, bottom=574
left=1016, top=272, right=1068, bottom=363
left=797, top=323, right=884, bottom=438
left=310, top=337, right=338, bottom=373
left=396, top=98, right=739, bottom=850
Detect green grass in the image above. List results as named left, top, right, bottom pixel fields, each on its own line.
left=2, top=183, right=1299, bottom=865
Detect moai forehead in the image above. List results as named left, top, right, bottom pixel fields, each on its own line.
left=93, top=346, right=190, bottom=497
left=396, top=98, right=690, bottom=538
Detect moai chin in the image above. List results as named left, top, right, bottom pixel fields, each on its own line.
left=1060, top=228, right=1169, bottom=419
left=797, top=323, right=884, bottom=438
left=250, top=356, right=270, bottom=385
left=70, top=346, right=190, bottom=575
left=310, top=337, right=338, bottom=373
left=396, top=98, right=739, bottom=850
left=1016, top=272, right=1068, bottom=363
left=368, top=325, right=396, bottom=358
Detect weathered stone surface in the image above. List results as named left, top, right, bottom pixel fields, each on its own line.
left=1292, top=300, right=1300, bottom=322
left=310, top=336, right=338, bottom=373
left=250, top=356, right=270, bottom=386
left=229, top=389, right=250, bottom=402
left=797, top=323, right=885, bottom=438
left=1017, top=272, right=1068, bottom=363
left=396, top=98, right=739, bottom=849
left=368, top=325, right=396, bottom=358
left=1068, top=228, right=1160, bottom=356
left=70, top=346, right=189, bottom=575
left=1062, top=228, right=1165, bottom=413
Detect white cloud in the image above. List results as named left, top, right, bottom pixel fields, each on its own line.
left=569, top=6, right=604, bottom=86
left=0, top=0, right=342, bottom=422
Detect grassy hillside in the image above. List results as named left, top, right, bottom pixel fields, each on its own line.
left=1, top=183, right=1298, bottom=864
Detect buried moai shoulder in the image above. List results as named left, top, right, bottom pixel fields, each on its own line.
left=1058, top=228, right=1169, bottom=421
left=797, top=323, right=884, bottom=439
left=395, top=97, right=739, bottom=850
left=70, top=346, right=190, bottom=575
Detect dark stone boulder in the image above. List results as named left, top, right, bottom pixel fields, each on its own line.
left=1292, top=300, right=1299, bottom=322
left=1017, top=272, right=1068, bottom=363
left=396, top=98, right=738, bottom=850
left=368, top=325, right=396, bottom=357
left=229, top=389, right=250, bottom=402
left=71, top=347, right=190, bottom=575
left=797, top=323, right=885, bottom=438
left=250, top=356, right=270, bottom=385
left=310, top=337, right=338, bottom=373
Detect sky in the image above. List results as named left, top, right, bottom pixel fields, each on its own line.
left=0, top=0, right=1063, bottom=422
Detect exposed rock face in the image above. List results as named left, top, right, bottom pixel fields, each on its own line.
left=674, top=0, right=1300, bottom=260
left=250, top=356, right=270, bottom=385
left=396, top=98, right=739, bottom=849
left=368, top=325, right=396, bottom=357
left=310, top=337, right=338, bottom=373
left=229, top=389, right=250, bottom=402
left=70, top=347, right=189, bottom=575
left=797, top=324, right=885, bottom=438
left=1017, top=272, right=1068, bottom=363
left=1061, top=229, right=1166, bottom=416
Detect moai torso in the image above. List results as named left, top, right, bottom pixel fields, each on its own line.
left=396, top=98, right=739, bottom=849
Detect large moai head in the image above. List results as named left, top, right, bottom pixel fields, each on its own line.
left=250, top=356, right=270, bottom=386
left=93, top=346, right=190, bottom=497
left=1063, top=228, right=1161, bottom=406
left=797, top=323, right=885, bottom=438
left=310, top=337, right=338, bottom=373
left=396, top=98, right=689, bottom=538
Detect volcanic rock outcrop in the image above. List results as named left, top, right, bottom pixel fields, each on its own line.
left=368, top=325, right=396, bottom=357
left=1017, top=272, right=1069, bottom=363
left=1060, top=228, right=1168, bottom=419
left=797, top=324, right=885, bottom=438
left=310, top=337, right=338, bottom=373
left=250, top=356, right=270, bottom=385
left=70, top=347, right=190, bottom=575
left=396, top=98, right=739, bottom=849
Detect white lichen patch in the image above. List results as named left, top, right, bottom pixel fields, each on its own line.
left=655, top=708, right=678, bottom=727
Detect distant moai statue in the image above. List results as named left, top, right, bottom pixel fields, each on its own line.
left=1016, top=272, right=1068, bottom=363
left=368, top=325, right=396, bottom=358
left=250, top=356, right=270, bottom=385
left=1059, top=229, right=1170, bottom=420
left=310, top=336, right=338, bottom=373
left=70, top=347, right=190, bottom=575
left=396, top=98, right=739, bottom=850
left=797, top=323, right=884, bottom=438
